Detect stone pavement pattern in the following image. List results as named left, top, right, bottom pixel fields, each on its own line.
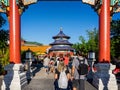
left=1, top=65, right=120, bottom=90
left=22, top=67, right=97, bottom=90
left=22, top=67, right=54, bottom=90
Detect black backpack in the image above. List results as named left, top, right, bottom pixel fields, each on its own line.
left=77, top=58, right=88, bottom=75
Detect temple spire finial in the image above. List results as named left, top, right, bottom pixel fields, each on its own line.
left=60, top=27, right=63, bottom=31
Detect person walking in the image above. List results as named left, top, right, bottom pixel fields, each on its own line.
left=54, top=61, right=70, bottom=90
left=71, top=51, right=88, bottom=90
left=43, top=55, right=50, bottom=74
left=64, top=54, right=70, bottom=67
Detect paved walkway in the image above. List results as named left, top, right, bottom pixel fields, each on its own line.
left=1, top=65, right=120, bottom=90
left=22, top=65, right=97, bottom=90
left=0, top=64, right=120, bottom=90
left=23, top=67, right=54, bottom=90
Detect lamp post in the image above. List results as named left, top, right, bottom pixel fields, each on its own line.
left=87, top=50, right=96, bottom=82
left=88, top=51, right=95, bottom=59
left=25, top=48, right=33, bottom=82
left=26, top=48, right=32, bottom=59
left=25, top=48, right=32, bottom=70
left=88, top=50, right=96, bottom=68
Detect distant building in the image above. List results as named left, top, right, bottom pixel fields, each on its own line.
left=21, top=39, right=26, bottom=46
left=49, top=29, right=74, bottom=56
left=21, top=39, right=51, bottom=55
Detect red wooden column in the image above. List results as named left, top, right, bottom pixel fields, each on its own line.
left=9, top=0, right=21, bottom=63
left=99, top=0, right=110, bottom=62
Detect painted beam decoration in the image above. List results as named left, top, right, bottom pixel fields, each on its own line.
left=111, top=0, right=120, bottom=6
left=22, top=0, right=37, bottom=5
left=0, top=0, right=9, bottom=6
left=114, top=7, right=120, bottom=12
left=0, top=0, right=38, bottom=13
left=111, top=0, right=120, bottom=13
left=0, top=0, right=8, bottom=12
left=82, top=0, right=120, bottom=14
left=82, top=0, right=96, bottom=5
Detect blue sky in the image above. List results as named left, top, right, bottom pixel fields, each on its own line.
left=2, top=1, right=120, bottom=45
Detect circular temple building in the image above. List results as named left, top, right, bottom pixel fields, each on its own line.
left=49, top=29, right=74, bottom=57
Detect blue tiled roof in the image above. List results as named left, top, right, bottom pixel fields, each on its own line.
left=49, top=29, right=74, bottom=52
left=49, top=45, right=74, bottom=51
left=49, top=40, right=73, bottom=45
left=53, top=30, right=70, bottom=39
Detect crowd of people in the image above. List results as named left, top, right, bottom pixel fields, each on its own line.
left=43, top=51, right=89, bottom=90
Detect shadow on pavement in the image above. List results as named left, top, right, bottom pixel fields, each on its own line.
left=32, top=63, right=43, bottom=76
left=27, top=63, right=43, bottom=84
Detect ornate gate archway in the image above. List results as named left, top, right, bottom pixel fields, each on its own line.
left=0, top=0, right=120, bottom=90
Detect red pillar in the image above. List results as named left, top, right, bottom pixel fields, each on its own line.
left=9, top=0, right=21, bottom=63
left=99, top=0, right=110, bottom=62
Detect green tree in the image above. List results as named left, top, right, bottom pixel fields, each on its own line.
left=0, top=30, right=9, bottom=55
left=110, top=19, right=120, bottom=59
left=0, top=14, right=8, bottom=56
left=72, top=28, right=99, bottom=59
left=86, top=28, right=99, bottom=59
left=86, top=28, right=98, bottom=51
left=78, top=36, right=88, bottom=56
left=0, top=14, right=9, bottom=72
left=0, top=48, right=9, bottom=67
left=0, top=14, right=6, bottom=28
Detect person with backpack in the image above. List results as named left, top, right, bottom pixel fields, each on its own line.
left=71, top=51, right=88, bottom=90
left=54, top=61, right=70, bottom=90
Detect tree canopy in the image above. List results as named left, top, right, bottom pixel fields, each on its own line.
left=73, top=19, right=120, bottom=61
left=72, top=28, right=99, bottom=59
left=0, top=14, right=6, bottom=29
left=0, top=14, right=9, bottom=70
left=110, top=19, right=120, bottom=59
left=0, top=14, right=9, bottom=56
